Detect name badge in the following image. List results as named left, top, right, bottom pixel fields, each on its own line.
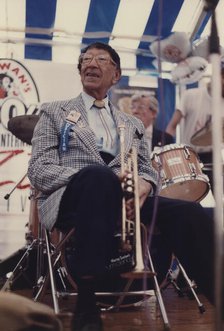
left=66, top=110, right=81, bottom=124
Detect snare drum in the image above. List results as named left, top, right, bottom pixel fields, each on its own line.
left=151, top=144, right=210, bottom=202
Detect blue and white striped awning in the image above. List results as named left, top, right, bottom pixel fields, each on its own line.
left=0, top=0, right=223, bottom=76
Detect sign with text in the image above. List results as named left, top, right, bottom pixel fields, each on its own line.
left=0, top=59, right=81, bottom=216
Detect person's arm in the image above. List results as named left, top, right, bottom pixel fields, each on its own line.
left=166, top=109, right=183, bottom=137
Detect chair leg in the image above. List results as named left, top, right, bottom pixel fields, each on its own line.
left=44, top=229, right=60, bottom=314
left=33, top=228, right=77, bottom=308
left=146, top=245, right=171, bottom=330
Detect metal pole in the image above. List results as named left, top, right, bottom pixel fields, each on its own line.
left=207, top=8, right=224, bottom=331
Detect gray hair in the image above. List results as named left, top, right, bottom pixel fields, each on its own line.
left=131, top=93, right=159, bottom=113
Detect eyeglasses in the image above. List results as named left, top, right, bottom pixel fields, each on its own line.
left=131, top=104, right=158, bottom=114
left=79, top=54, right=116, bottom=67
left=131, top=104, right=148, bottom=111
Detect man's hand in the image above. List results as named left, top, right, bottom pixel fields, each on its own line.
left=125, top=177, right=152, bottom=220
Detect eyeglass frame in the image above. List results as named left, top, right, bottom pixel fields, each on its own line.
left=130, top=103, right=158, bottom=114
left=79, top=53, right=117, bottom=67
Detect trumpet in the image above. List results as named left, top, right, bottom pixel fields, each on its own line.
left=118, top=124, right=154, bottom=278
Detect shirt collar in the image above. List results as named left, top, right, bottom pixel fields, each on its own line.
left=81, top=91, right=109, bottom=112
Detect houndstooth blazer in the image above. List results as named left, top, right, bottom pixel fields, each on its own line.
left=27, top=93, right=158, bottom=230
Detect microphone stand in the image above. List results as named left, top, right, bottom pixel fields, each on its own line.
left=206, top=4, right=224, bottom=331
left=4, top=173, right=28, bottom=200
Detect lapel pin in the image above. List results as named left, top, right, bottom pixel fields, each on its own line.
left=66, top=110, right=81, bottom=123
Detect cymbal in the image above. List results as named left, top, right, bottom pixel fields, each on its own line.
left=8, top=115, right=39, bottom=145
left=190, top=123, right=212, bottom=146
left=191, top=119, right=224, bottom=146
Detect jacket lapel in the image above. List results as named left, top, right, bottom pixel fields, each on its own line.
left=60, top=94, right=102, bottom=160
left=61, top=94, right=88, bottom=124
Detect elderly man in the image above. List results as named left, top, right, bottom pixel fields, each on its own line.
left=131, top=94, right=174, bottom=154
left=28, top=42, right=214, bottom=331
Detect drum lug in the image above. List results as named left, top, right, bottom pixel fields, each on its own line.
left=154, top=155, right=166, bottom=179
left=154, top=154, right=162, bottom=167
left=189, top=163, right=197, bottom=177
left=160, top=169, right=166, bottom=180
left=183, top=146, right=191, bottom=160
left=199, top=162, right=204, bottom=169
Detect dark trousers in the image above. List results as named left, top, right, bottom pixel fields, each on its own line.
left=55, top=165, right=214, bottom=303
left=56, top=165, right=123, bottom=277
left=141, top=196, right=214, bottom=303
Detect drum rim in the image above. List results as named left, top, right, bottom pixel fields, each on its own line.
left=151, top=143, right=195, bottom=158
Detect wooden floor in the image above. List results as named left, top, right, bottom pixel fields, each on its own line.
left=0, top=213, right=216, bottom=331
left=0, top=249, right=216, bottom=331
left=1, top=280, right=215, bottom=331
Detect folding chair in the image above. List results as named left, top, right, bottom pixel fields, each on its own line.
left=33, top=222, right=170, bottom=330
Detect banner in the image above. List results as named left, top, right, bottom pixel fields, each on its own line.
left=0, top=59, right=82, bottom=216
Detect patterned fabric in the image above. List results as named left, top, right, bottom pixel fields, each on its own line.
left=28, top=94, right=158, bottom=230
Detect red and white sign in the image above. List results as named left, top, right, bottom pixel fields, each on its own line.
left=0, top=59, right=81, bottom=215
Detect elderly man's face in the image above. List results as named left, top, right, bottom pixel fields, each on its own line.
left=79, top=47, right=121, bottom=99
left=131, top=97, right=158, bottom=128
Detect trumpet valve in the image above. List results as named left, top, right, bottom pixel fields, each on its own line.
left=123, top=172, right=134, bottom=199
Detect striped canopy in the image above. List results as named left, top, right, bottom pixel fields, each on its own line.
left=0, top=0, right=222, bottom=76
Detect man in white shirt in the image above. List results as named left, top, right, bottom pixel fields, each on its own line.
left=166, top=68, right=224, bottom=192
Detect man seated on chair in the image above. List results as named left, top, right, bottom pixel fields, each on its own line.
left=130, top=93, right=174, bottom=154
left=28, top=42, right=215, bottom=331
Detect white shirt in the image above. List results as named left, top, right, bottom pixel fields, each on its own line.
left=179, top=87, right=224, bottom=153
left=82, top=91, right=119, bottom=156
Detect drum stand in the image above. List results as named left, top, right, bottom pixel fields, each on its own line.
left=1, top=177, right=42, bottom=292
left=161, top=256, right=205, bottom=314
left=0, top=222, right=44, bottom=292
left=1, top=239, right=38, bottom=292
